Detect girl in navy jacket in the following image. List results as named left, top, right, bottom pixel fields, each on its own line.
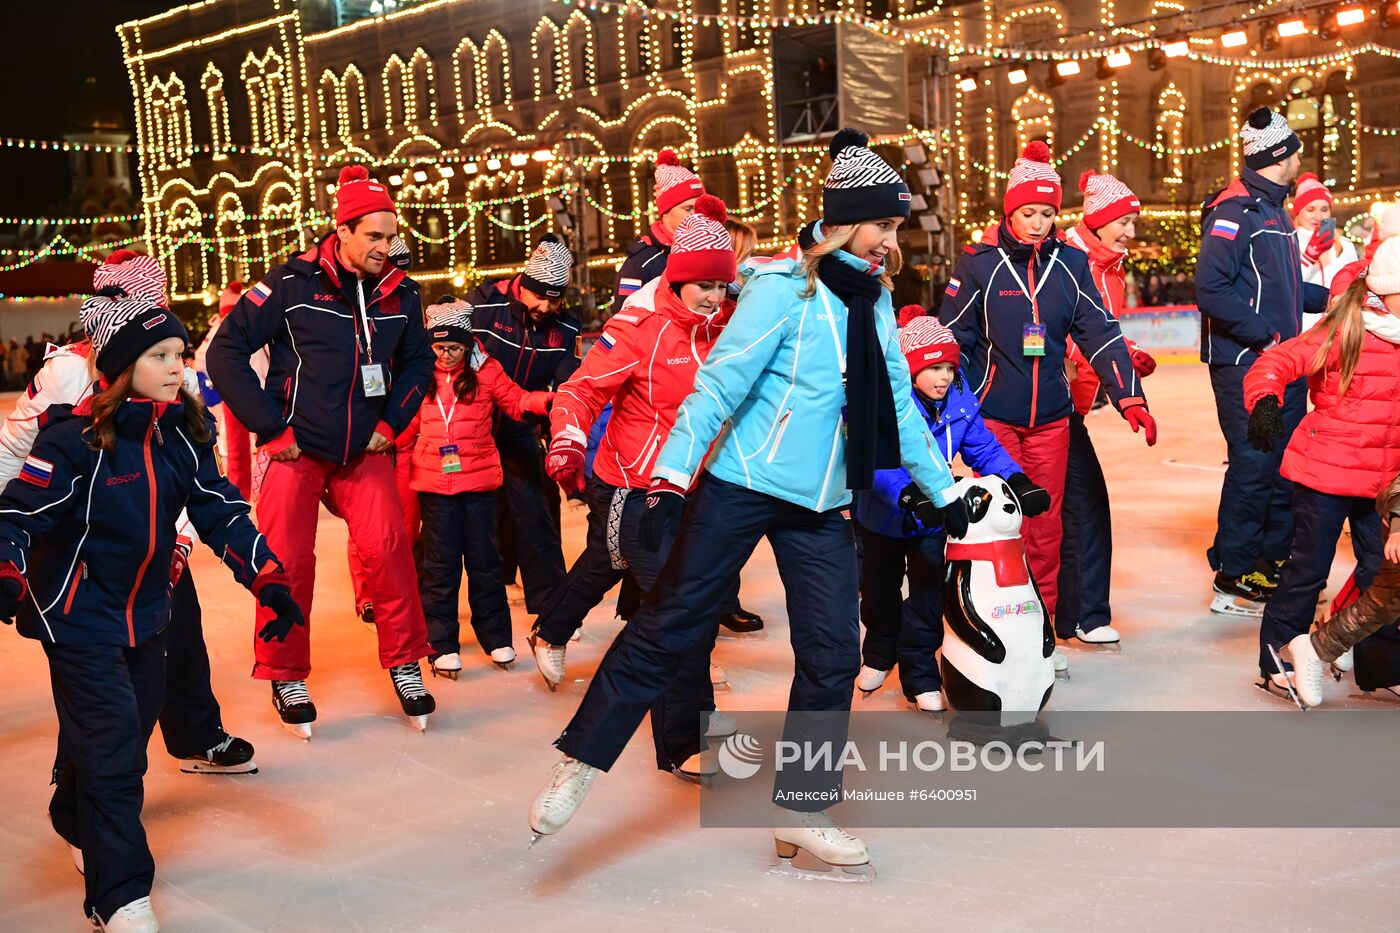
left=855, top=308, right=1048, bottom=711
left=0, top=290, right=301, bottom=933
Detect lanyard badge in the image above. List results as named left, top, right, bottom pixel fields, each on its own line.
left=361, top=363, right=387, bottom=396
left=439, top=444, right=462, bottom=473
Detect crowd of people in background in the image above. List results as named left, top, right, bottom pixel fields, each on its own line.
left=4, top=102, right=1400, bottom=930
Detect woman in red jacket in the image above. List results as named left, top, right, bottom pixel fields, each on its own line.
left=1060, top=171, right=1157, bottom=648
left=401, top=298, right=552, bottom=679
left=1244, top=238, right=1400, bottom=699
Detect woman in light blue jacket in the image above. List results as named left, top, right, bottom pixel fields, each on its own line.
left=527, top=130, right=967, bottom=875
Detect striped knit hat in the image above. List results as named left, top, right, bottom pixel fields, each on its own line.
left=425, top=297, right=474, bottom=345
left=654, top=149, right=705, bottom=216
left=897, top=305, right=960, bottom=374
left=1242, top=107, right=1300, bottom=171
left=388, top=234, right=412, bottom=271
left=823, top=128, right=911, bottom=225
left=665, top=195, right=736, bottom=284
left=1004, top=141, right=1062, bottom=215
left=520, top=233, right=572, bottom=299
left=93, top=249, right=168, bottom=306
left=1290, top=172, right=1331, bottom=218
left=1079, top=170, right=1140, bottom=231
left=80, top=288, right=189, bottom=380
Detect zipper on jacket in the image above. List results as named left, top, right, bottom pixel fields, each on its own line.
left=126, top=414, right=159, bottom=647
left=765, top=408, right=793, bottom=463
left=1110, top=359, right=1125, bottom=390
left=345, top=336, right=358, bottom=462
left=1027, top=255, right=1041, bottom=428
left=63, top=561, right=85, bottom=614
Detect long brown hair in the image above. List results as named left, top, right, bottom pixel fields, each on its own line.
left=85, top=367, right=211, bottom=453
left=1308, top=275, right=1370, bottom=397
left=798, top=223, right=901, bottom=299
left=451, top=355, right=479, bottom=403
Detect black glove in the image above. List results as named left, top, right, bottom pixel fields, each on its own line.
left=1247, top=395, right=1284, bottom=453
left=938, top=495, right=971, bottom=540
left=640, top=481, right=686, bottom=552
left=1007, top=472, right=1051, bottom=517
left=0, top=564, right=24, bottom=624
left=256, top=584, right=305, bottom=643
left=897, top=481, right=971, bottom=539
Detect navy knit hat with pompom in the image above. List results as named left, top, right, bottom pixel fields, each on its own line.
left=823, top=128, right=911, bottom=225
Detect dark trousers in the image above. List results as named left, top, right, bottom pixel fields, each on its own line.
left=1055, top=413, right=1113, bottom=636
left=535, top=474, right=719, bottom=770
left=157, top=569, right=226, bottom=758
left=494, top=422, right=565, bottom=612
left=859, top=529, right=947, bottom=697
left=1208, top=365, right=1304, bottom=576
left=1260, top=484, right=1382, bottom=675
left=46, top=630, right=167, bottom=923
left=419, top=490, right=513, bottom=655
left=557, top=475, right=860, bottom=807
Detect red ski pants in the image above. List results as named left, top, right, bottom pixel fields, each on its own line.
left=252, top=451, right=430, bottom=681
left=220, top=407, right=254, bottom=501
left=345, top=454, right=419, bottom=611
left=985, top=417, right=1070, bottom=617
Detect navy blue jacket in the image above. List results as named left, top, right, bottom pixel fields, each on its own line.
left=856, top=379, right=1021, bottom=539
left=940, top=222, right=1144, bottom=427
left=207, top=233, right=434, bottom=465
left=0, top=399, right=279, bottom=647
left=1195, top=169, right=1329, bottom=366
left=611, top=222, right=672, bottom=310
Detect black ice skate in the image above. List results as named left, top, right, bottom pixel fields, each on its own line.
left=178, top=733, right=258, bottom=774
left=390, top=661, right=436, bottom=732
left=357, top=601, right=376, bottom=633
left=1211, top=572, right=1270, bottom=618
left=272, top=680, right=317, bottom=740
left=718, top=608, right=766, bottom=638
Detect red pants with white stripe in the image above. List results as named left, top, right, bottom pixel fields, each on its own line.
left=221, top=407, right=254, bottom=501
left=252, top=451, right=431, bottom=681
left=985, top=417, right=1071, bottom=618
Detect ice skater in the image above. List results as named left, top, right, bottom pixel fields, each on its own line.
left=401, top=298, right=552, bottom=678
left=0, top=288, right=302, bottom=933
left=527, top=130, right=967, bottom=877
left=855, top=308, right=1048, bottom=713
left=1246, top=238, right=1400, bottom=700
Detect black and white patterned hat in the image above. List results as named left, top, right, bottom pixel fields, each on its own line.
left=823, top=128, right=911, bottom=225
left=79, top=287, right=190, bottom=380
left=520, top=233, right=572, bottom=299
left=1241, top=107, right=1301, bottom=171
left=388, top=234, right=412, bottom=271
left=426, top=297, right=474, bottom=345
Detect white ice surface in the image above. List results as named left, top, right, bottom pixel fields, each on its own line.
left=1, top=365, right=1398, bottom=931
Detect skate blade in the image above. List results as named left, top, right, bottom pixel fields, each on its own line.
left=179, top=759, right=259, bottom=775
left=858, top=688, right=880, bottom=699
left=409, top=715, right=429, bottom=733
left=711, top=681, right=732, bottom=693
left=768, top=851, right=876, bottom=883
left=1210, top=594, right=1266, bottom=617
left=1255, top=678, right=1308, bottom=709
left=911, top=706, right=946, bottom=721
left=280, top=722, right=313, bottom=741
left=1054, top=668, right=1071, bottom=681
left=717, top=628, right=768, bottom=640
left=1067, top=640, right=1122, bottom=653
left=430, top=667, right=460, bottom=680
left=670, top=767, right=715, bottom=787
left=493, top=661, right=516, bottom=671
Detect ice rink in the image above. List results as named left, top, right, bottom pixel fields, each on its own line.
left=2, top=363, right=1398, bottom=931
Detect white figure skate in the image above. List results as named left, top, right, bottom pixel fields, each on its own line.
left=710, top=662, right=731, bottom=692
left=1070, top=625, right=1121, bottom=652
left=490, top=646, right=517, bottom=670
left=912, top=690, right=945, bottom=715
left=429, top=653, right=462, bottom=680
left=528, top=756, right=599, bottom=844
left=1053, top=647, right=1070, bottom=681
left=705, top=710, right=738, bottom=739
left=770, top=808, right=875, bottom=882
left=94, top=896, right=159, bottom=932
left=1282, top=634, right=1325, bottom=708
left=528, top=632, right=566, bottom=691
left=855, top=665, right=887, bottom=698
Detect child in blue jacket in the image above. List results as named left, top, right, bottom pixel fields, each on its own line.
left=0, top=290, right=302, bottom=932
left=855, top=308, right=1049, bottom=711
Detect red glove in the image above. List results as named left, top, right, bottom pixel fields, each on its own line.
left=1129, top=346, right=1157, bottom=378
left=1303, top=227, right=1333, bottom=266
left=1123, top=404, right=1157, bottom=447
left=170, top=534, right=193, bottom=587
left=545, top=426, right=587, bottom=494
left=525, top=391, right=554, bottom=418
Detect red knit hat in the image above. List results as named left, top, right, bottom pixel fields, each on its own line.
left=664, top=195, right=735, bottom=283
left=335, top=164, right=395, bottom=225
left=1079, top=170, right=1140, bottom=232
left=1003, top=141, right=1062, bottom=216
left=1290, top=173, right=1332, bottom=219
left=219, top=281, right=244, bottom=316
left=654, top=149, right=705, bottom=216
left=897, top=306, right=960, bottom=374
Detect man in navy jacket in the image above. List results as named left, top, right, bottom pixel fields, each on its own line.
left=1195, top=108, right=1329, bottom=618
left=208, top=165, right=435, bottom=732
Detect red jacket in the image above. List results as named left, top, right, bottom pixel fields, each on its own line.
left=1065, top=223, right=1130, bottom=416
left=551, top=276, right=734, bottom=489
left=398, top=344, right=551, bottom=495
left=1243, top=303, right=1400, bottom=498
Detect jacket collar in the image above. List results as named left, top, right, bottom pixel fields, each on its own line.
left=983, top=220, right=1061, bottom=262
left=654, top=274, right=735, bottom=330
left=1067, top=223, right=1125, bottom=274
left=311, top=232, right=406, bottom=308
left=649, top=220, right=675, bottom=248
left=1241, top=168, right=1292, bottom=207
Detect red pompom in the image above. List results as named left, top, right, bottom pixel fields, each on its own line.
left=656, top=148, right=680, bottom=167
left=1023, top=140, right=1052, bottom=163
left=338, top=164, right=370, bottom=186
left=693, top=193, right=727, bottom=224
left=226, top=281, right=245, bottom=295
left=896, top=304, right=927, bottom=328
left=1297, top=171, right=1321, bottom=186
left=104, top=248, right=140, bottom=265
left=1079, top=170, right=1096, bottom=194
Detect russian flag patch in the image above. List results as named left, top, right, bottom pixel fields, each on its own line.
left=1210, top=219, right=1240, bottom=241
left=945, top=278, right=961, bottom=297
left=248, top=280, right=273, bottom=307
left=618, top=277, right=642, bottom=295
left=597, top=333, right=616, bottom=353
left=20, top=455, right=53, bottom=488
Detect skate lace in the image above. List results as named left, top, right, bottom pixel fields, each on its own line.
left=111, top=896, right=153, bottom=919
left=544, top=758, right=597, bottom=809
left=274, top=680, right=311, bottom=706
left=1299, top=656, right=1324, bottom=696
left=390, top=662, right=428, bottom=700
left=209, top=734, right=235, bottom=756
left=799, top=811, right=859, bottom=846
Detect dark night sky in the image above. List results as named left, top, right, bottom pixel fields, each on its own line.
left=2, top=0, right=172, bottom=216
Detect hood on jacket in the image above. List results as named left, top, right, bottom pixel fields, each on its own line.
left=1066, top=223, right=1126, bottom=274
